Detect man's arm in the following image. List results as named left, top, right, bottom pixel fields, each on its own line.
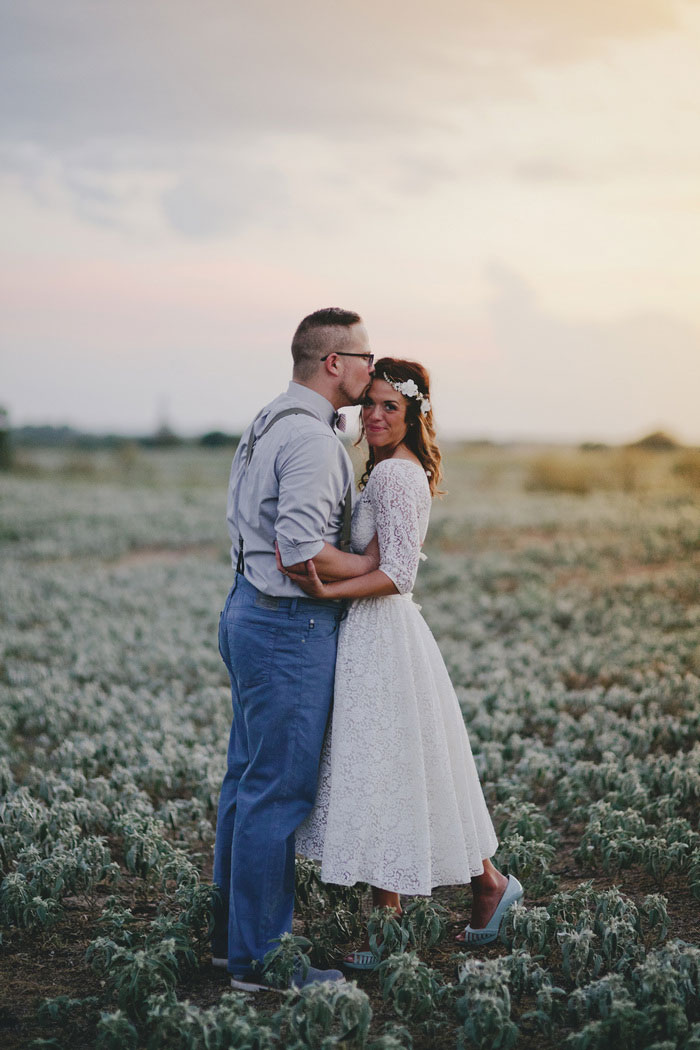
left=282, top=534, right=379, bottom=580
left=275, top=429, right=380, bottom=580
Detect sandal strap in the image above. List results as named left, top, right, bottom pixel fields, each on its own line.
left=346, top=951, right=376, bottom=964
left=460, top=925, right=497, bottom=944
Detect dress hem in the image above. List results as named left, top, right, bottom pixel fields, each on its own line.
left=295, top=844, right=500, bottom=897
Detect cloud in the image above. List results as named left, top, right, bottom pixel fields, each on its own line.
left=0, top=0, right=687, bottom=153
left=513, top=160, right=579, bottom=183
left=1, top=0, right=695, bottom=236
left=161, top=164, right=289, bottom=238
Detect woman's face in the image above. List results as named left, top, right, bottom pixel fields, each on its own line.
left=362, top=378, right=409, bottom=449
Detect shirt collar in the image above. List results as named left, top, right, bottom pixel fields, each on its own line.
left=286, top=381, right=336, bottom=429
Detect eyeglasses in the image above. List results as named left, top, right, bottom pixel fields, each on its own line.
left=320, top=351, right=375, bottom=366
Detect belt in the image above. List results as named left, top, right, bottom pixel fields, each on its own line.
left=235, top=573, right=345, bottom=613
left=253, top=590, right=346, bottom=612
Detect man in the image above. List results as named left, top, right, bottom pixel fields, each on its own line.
left=212, top=307, right=377, bottom=990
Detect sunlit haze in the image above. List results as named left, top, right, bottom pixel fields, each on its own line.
left=2, top=0, right=699, bottom=442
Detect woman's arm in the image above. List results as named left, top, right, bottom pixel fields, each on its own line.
left=277, top=533, right=379, bottom=583
left=283, top=558, right=398, bottom=599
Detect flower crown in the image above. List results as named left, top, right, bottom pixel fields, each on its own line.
left=385, top=376, right=431, bottom=415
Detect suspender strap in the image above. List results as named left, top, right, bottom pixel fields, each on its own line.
left=237, top=407, right=353, bottom=571
left=340, top=482, right=352, bottom=553
left=244, top=407, right=319, bottom=467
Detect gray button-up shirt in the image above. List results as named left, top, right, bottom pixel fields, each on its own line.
left=226, top=382, right=355, bottom=597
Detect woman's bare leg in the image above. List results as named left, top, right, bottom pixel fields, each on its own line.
left=468, top=858, right=509, bottom=929
left=346, top=886, right=402, bottom=956
left=371, top=886, right=402, bottom=915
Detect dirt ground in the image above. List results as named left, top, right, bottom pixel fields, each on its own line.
left=2, top=827, right=699, bottom=1050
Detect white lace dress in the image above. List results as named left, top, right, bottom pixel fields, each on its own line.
left=296, top=459, right=498, bottom=895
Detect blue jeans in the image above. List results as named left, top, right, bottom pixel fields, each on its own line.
left=212, top=573, right=342, bottom=976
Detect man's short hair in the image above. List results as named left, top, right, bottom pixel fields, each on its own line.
left=291, top=307, right=362, bottom=381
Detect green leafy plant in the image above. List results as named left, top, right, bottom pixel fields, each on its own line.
left=689, top=850, right=700, bottom=901
left=0, top=872, right=62, bottom=929
left=366, top=1024, right=414, bottom=1050
left=639, top=894, right=670, bottom=944
left=294, top=856, right=328, bottom=916
left=377, top=952, right=445, bottom=1023
left=456, top=957, right=518, bottom=1050
left=306, top=904, right=365, bottom=967
left=94, top=1009, right=139, bottom=1050
left=401, top=897, right=447, bottom=951
left=96, top=897, right=139, bottom=947
left=496, top=834, right=558, bottom=896
left=547, top=883, right=598, bottom=926
left=262, top=932, right=313, bottom=989
left=565, top=979, right=650, bottom=1050
left=501, top=903, right=558, bottom=956
left=493, top=798, right=558, bottom=844
left=368, top=907, right=411, bottom=962
left=37, top=995, right=100, bottom=1034
left=559, top=928, right=604, bottom=987
left=143, top=990, right=278, bottom=1050
left=281, top=980, right=372, bottom=1048
left=90, top=939, right=183, bottom=1021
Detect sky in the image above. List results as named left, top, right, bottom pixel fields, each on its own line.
left=1, top=0, right=699, bottom=443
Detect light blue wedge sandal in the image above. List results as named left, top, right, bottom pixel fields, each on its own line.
left=457, top=874, right=524, bottom=948
left=343, top=949, right=380, bottom=972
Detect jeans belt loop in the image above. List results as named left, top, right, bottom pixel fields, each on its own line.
left=290, top=597, right=298, bottom=615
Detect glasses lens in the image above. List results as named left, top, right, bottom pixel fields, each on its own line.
left=367, top=354, right=374, bottom=366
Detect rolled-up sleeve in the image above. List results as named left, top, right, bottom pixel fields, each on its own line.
left=275, top=434, right=348, bottom=566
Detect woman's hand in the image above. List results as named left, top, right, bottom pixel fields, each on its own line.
left=275, top=543, right=329, bottom=598
left=286, top=558, right=328, bottom=598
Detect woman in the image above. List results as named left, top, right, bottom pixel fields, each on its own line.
left=288, top=359, right=522, bottom=968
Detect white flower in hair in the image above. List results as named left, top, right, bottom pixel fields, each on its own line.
left=385, top=376, right=431, bottom=415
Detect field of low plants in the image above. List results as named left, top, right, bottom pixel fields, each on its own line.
left=1, top=443, right=699, bottom=1049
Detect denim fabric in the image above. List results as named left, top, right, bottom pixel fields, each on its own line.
left=212, top=573, right=341, bottom=975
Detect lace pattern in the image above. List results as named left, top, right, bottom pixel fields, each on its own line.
left=296, top=459, right=498, bottom=894
left=364, top=461, right=431, bottom=594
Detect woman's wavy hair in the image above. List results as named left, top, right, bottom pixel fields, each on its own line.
left=357, top=357, right=444, bottom=497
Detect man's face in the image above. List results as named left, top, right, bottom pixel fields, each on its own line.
left=337, top=322, right=375, bottom=406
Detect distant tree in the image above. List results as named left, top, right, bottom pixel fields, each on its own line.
left=11, top=424, right=81, bottom=448
left=579, top=441, right=609, bottom=452
left=458, top=439, right=497, bottom=449
left=75, top=432, right=125, bottom=450
left=0, top=407, right=12, bottom=470
left=628, top=430, right=681, bottom=451
left=199, top=430, right=240, bottom=448
left=142, top=423, right=183, bottom=448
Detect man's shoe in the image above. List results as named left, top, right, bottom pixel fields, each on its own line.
left=212, top=956, right=228, bottom=969
left=230, top=964, right=345, bottom=993
left=293, top=964, right=345, bottom=990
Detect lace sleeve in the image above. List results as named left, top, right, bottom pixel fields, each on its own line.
left=368, top=463, right=426, bottom=595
